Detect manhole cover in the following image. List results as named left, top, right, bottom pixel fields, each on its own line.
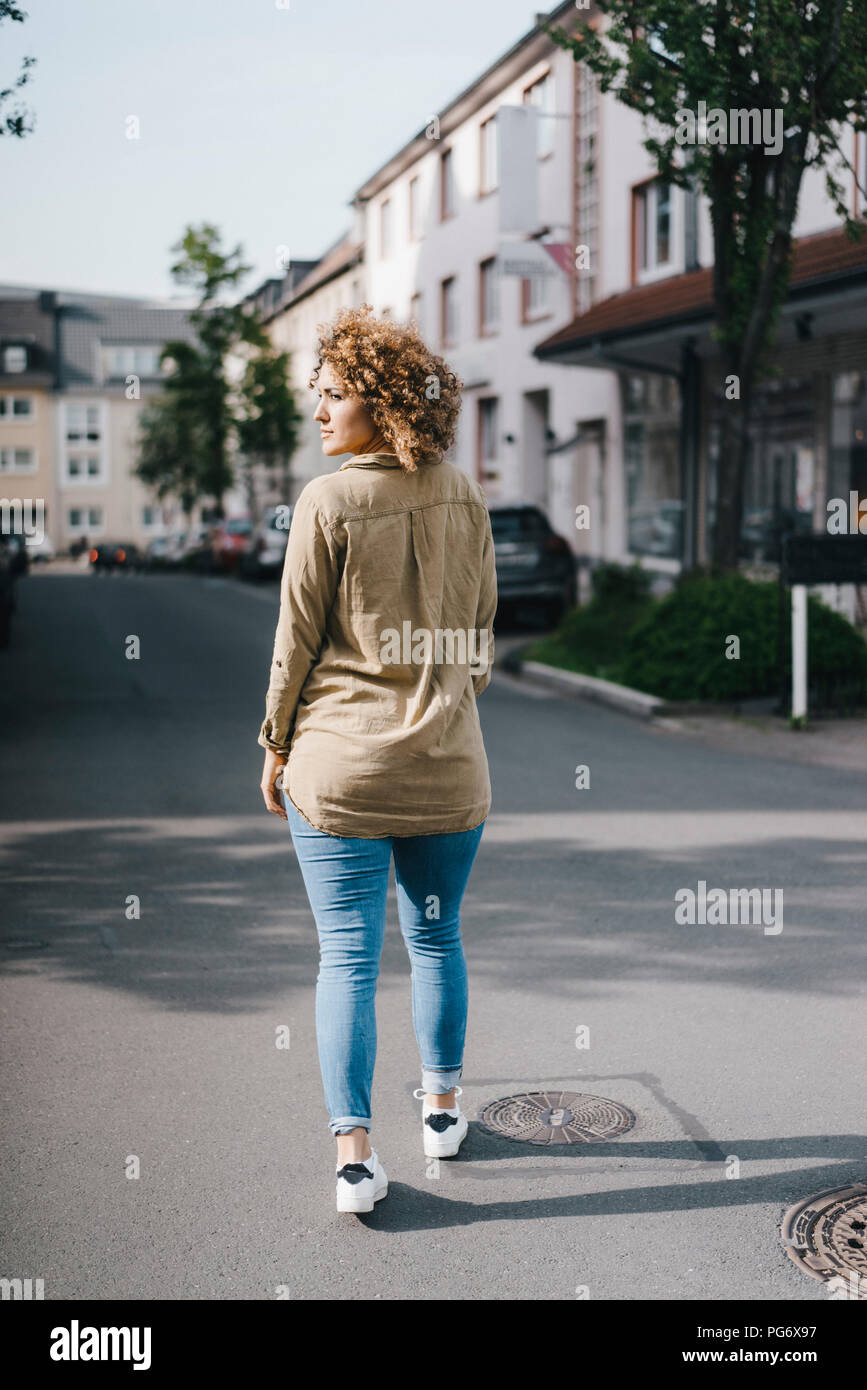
left=782, top=1183, right=867, bottom=1298
left=478, top=1091, right=635, bottom=1145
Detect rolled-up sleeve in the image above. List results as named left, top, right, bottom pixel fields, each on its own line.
left=258, top=488, right=342, bottom=755
left=471, top=505, right=497, bottom=698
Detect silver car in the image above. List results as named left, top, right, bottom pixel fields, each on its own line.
left=240, top=505, right=293, bottom=580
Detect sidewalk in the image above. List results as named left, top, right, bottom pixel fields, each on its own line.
left=652, top=709, right=867, bottom=774
left=503, top=639, right=867, bottom=774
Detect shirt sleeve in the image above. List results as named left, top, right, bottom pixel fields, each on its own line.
left=471, top=504, right=497, bottom=699
left=258, top=488, right=342, bottom=755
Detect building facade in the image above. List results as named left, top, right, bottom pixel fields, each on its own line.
left=264, top=233, right=365, bottom=499
left=348, top=1, right=618, bottom=548
left=535, top=12, right=867, bottom=594
left=0, top=286, right=197, bottom=553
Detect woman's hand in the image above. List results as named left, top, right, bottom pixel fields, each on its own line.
left=260, top=748, right=289, bottom=820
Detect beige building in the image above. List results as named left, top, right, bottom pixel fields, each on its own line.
left=264, top=234, right=364, bottom=500
left=0, top=285, right=197, bottom=553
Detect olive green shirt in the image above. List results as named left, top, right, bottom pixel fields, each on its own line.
left=258, top=452, right=496, bottom=837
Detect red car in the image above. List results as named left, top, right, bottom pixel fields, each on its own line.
left=210, top=517, right=253, bottom=573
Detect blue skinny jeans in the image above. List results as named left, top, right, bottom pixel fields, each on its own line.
left=283, top=792, right=485, bottom=1136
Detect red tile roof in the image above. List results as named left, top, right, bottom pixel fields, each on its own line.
left=536, top=227, right=867, bottom=356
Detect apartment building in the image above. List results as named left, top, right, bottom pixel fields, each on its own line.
left=349, top=0, right=618, bottom=549
left=0, top=291, right=57, bottom=546
left=0, top=286, right=197, bottom=552
left=536, top=58, right=867, bottom=579
left=265, top=233, right=365, bottom=499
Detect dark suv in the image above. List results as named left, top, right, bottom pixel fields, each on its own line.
left=488, top=503, right=576, bottom=625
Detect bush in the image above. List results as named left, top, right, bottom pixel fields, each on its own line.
left=525, top=562, right=654, bottom=680
left=590, top=560, right=655, bottom=607
left=618, top=573, right=867, bottom=705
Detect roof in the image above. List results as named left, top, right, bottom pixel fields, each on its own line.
left=351, top=0, right=581, bottom=205
left=0, top=286, right=198, bottom=391
left=0, top=294, right=57, bottom=388
left=264, top=233, right=363, bottom=322
left=58, top=293, right=197, bottom=390
left=535, top=227, right=867, bottom=359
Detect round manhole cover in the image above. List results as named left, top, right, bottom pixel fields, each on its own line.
left=782, top=1183, right=867, bottom=1298
left=478, top=1091, right=635, bottom=1145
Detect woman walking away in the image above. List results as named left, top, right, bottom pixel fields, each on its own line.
left=258, top=305, right=496, bottom=1213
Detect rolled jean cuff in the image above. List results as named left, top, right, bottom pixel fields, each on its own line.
left=330, top=1116, right=371, bottom=1136
left=421, top=1065, right=462, bottom=1094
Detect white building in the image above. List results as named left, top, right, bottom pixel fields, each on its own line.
left=265, top=235, right=364, bottom=498
left=350, top=0, right=618, bottom=552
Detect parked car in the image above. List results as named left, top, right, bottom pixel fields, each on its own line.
left=240, top=505, right=293, bottom=580
left=0, top=530, right=17, bottom=648
left=88, top=542, right=143, bottom=572
left=143, top=536, right=172, bottom=570
left=26, top=533, right=55, bottom=564
left=176, top=525, right=215, bottom=572
left=488, top=503, right=576, bottom=625
left=211, top=517, right=253, bottom=573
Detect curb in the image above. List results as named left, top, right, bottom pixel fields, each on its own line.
left=511, top=656, right=744, bottom=721
left=518, top=659, right=665, bottom=719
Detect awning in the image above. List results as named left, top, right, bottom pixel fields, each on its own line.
left=534, top=228, right=867, bottom=374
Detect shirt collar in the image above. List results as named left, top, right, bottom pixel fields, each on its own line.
left=338, top=452, right=403, bottom=471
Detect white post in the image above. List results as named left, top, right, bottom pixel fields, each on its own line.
left=791, top=583, right=808, bottom=721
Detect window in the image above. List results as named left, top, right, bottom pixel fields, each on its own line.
left=408, top=176, right=421, bottom=240
left=65, top=403, right=101, bottom=442
left=523, top=72, right=555, bottom=158
left=479, top=258, right=499, bottom=335
left=522, top=271, right=550, bottom=321
left=0, top=447, right=35, bottom=473
left=441, top=276, right=458, bottom=346
left=380, top=198, right=392, bottom=258
left=68, top=506, right=103, bottom=532
left=65, top=454, right=103, bottom=482
left=0, top=395, right=34, bottom=419
left=2, top=345, right=27, bottom=373
left=480, top=116, right=498, bottom=194
left=410, top=292, right=423, bottom=331
left=478, top=398, right=499, bottom=475
left=624, top=373, right=682, bottom=559
left=634, top=180, right=672, bottom=277
left=103, top=345, right=163, bottom=378
left=440, top=148, right=455, bottom=219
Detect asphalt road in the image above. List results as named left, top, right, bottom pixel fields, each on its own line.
left=1, top=569, right=865, bottom=1301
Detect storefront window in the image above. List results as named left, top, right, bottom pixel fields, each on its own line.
left=624, top=373, right=682, bottom=559
left=706, top=376, right=815, bottom=563
left=830, top=370, right=867, bottom=503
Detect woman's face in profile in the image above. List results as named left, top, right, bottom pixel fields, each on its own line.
left=313, top=361, right=379, bottom=457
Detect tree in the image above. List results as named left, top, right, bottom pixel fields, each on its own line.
left=236, top=347, right=303, bottom=515
left=160, top=224, right=266, bottom=517
left=136, top=386, right=206, bottom=522
left=135, top=224, right=303, bottom=521
left=0, top=1, right=36, bottom=137
left=549, top=0, right=867, bottom=571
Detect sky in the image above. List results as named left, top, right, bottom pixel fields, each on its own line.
left=2, top=0, right=551, bottom=301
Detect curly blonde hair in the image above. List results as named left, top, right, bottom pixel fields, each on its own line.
left=309, top=303, right=462, bottom=472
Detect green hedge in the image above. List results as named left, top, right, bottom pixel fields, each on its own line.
left=527, top=566, right=867, bottom=708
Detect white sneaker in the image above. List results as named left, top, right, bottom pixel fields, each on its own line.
left=335, top=1149, right=388, bottom=1213
left=414, top=1086, right=468, bottom=1159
